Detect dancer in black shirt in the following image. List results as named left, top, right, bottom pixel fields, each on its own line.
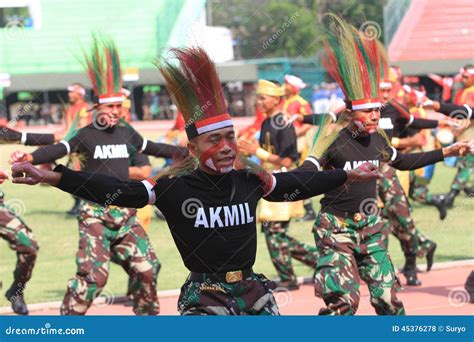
left=307, top=14, right=471, bottom=315
left=7, top=47, right=382, bottom=315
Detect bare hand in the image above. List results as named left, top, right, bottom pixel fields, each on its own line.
left=238, top=139, right=259, bottom=155
left=11, top=162, right=58, bottom=186
left=346, top=162, right=382, bottom=182
left=9, top=151, right=32, bottom=164
left=442, top=140, right=474, bottom=157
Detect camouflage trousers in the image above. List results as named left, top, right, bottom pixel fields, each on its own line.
left=313, top=212, right=405, bottom=315
left=178, top=273, right=279, bottom=315
left=262, top=220, right=318, bottom=282
left=0, top=201, right=39, bottom=294
left=450, top=154, right=474, bottom=191
left=61, top=201, right=160, bottom=315
left=409, top=174, right=434, bottom=205
left=377, top=164, right=434, bottom=273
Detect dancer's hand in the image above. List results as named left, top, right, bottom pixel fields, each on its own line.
left=9, top=151, right=32, bottom=164
left=11, top=162, right=60, bottom=186
left=345, top=162, right=382, bottom=182
left=442, top=140, right=474, bottom=157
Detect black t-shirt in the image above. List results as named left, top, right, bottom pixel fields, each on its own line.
left=318, top=127, right=444, bottom=213
left=320, top=128, right=393, bottom=213
left=259, top=112, right=299, bottom=162
left=130, top=153, right=151, bottom=167
left=154, top=168, right=264, bottom=273
left=32, top=122, right=145, bottom=180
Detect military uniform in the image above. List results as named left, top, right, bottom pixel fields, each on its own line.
left=311, top=128, right=445, bottom=315
left=0, top=191, right=39, bottom=300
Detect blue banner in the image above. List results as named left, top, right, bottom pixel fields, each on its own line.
left=0, top=316, right=472, bottom=342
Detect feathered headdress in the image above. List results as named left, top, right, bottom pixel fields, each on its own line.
left=82, top=33, right=123, bottom=105
left=158, top=47, right=232, bottom=140
left=321, top=14, right=382, bottom=111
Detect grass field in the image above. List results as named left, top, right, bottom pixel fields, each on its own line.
left=0, top=140, right=473, bottom=306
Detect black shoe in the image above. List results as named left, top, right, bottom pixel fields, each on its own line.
left=5, top=289, right=28, bottom=315
left=426, top=242, right=437, bottom=272
left=405, top=274, right=422, bottom=286
left=444, top=189, right=460, bottom=209
left=275, top=280, right=300, bottom=291
left=431, top=195, right=447, bottom=220
left=463, top=186, right=474, bottom=197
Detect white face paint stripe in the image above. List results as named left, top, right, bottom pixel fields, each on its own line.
left=60, top=140, right=71, bottom=155
left=141, top=180, right=156, bottom=205
left=390, top=146, right=398, bottom=162
left=196, top=120, right=234, bottom=135
left=263, top=175, right=277, bottom=197
left=352, top=102, right=381, bottom=110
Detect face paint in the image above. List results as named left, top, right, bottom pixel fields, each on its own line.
left=199, top=138, right=237, bottom=174
left=353, top=110, right=379, bottom=135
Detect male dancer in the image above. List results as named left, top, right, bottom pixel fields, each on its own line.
left=7, top=47, right=382, bottom=315
left=239, top=79, right=318, bottom=291
left=10, top=35, right=186, bottom=315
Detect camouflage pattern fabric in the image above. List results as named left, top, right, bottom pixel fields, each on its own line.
left=313, top=212, right=405, bottom=315
left=262, top=220, right=318, bottom=282
left=61, top=201, right=160, bottom=315
left=178, top=273, right=279, bottom=315
left=0, top=193, right=39, bottom=295
left=450, top=154, right=473, bottom=192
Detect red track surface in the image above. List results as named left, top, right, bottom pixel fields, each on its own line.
left=23, top=265, right=473, bottom=316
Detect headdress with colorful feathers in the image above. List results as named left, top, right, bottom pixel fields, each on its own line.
left=158, top=47, right=232, bottom=140
left=82, top=34, right=123, bottom=105
left=321, top=14, right=382, bottom=111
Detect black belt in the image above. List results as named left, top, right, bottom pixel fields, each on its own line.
left=322, top=208, right=367, bottom=221
left=189, top=268, right=253, bottom=283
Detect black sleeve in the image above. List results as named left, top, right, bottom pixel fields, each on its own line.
left=142, top=140, right=188, bottom=160
left=54, top=165, right=149, bottom=208
left=0, top=126, right=22, bottom=143
left=398, top=116, right=438, bottom=129
left=264, top=169, right=347, bottom=202
left=130, top=153, right=151, bottom=167
left=128, top=126, right=188, bottom=160
left=24, top=133, right=55, bottom=146
left=302, top=113, right=337, bottom=125
left=31, top=131, right=82, bottom=164
left=275, top=124, right=299, bottom=161
left=389, top=148, right=444, bottom=170
left=438, top=103, right=472, bottom=119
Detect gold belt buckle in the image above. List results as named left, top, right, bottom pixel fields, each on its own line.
left=225, top=270, right=243, bottom=283
left=353, top=213, right=362, bottom=222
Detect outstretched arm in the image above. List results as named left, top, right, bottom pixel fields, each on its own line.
left=388, top=141, right=473, bottom=170
left=1, top=126, right=56, bottom=145
left=10, top=162, right=150, bottom=208
left=264, top=158, right=381, bottom=202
